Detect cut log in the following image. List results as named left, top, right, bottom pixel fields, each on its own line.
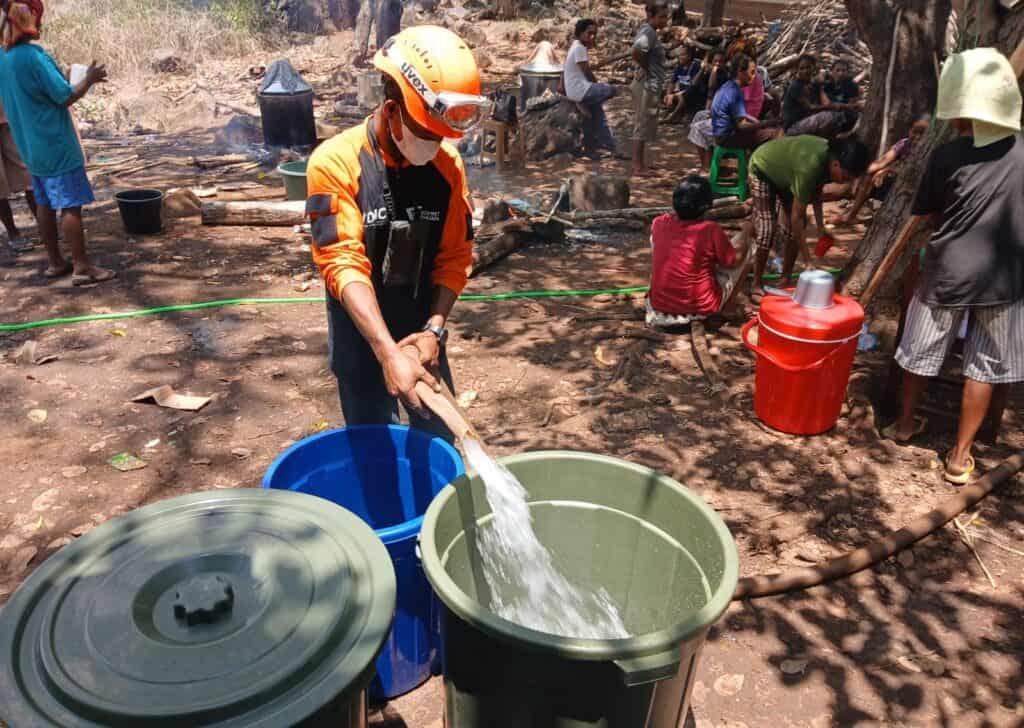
left=767, top=53, right=800, bottom=76
left=703, top=203, right=751, bottom=220
left=201, top=200, right=307, bottom=226
left=562, top=204, right=750, bottom=223
left=471, top=230, right=530, bottom=276
left=192, top=154, right=250, bottom=169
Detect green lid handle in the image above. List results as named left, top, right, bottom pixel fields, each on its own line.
left=172, top=575, right=235, bottom=627
left=614, top=647, right=682, bottom=687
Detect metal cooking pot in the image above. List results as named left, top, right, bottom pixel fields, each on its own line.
left=518, top=40, right=564, bottom=109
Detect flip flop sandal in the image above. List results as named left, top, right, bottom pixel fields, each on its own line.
left=43, top=262, right=73, bottom=279
left=72, top=269, right=117, bottom=287
left=943, top=453, right=975, bottom=485
left=881, top=416, right=928, bottom=443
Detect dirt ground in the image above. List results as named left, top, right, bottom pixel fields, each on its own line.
left=2, top=30, right=1024, bottom=728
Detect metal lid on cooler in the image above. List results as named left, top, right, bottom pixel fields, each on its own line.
left=760, top=272, right=864, bottom=342
left=518, top=41, right=564, bottom=75
left=0, top=489, right=396, bottom=727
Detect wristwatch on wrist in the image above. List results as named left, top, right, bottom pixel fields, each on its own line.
left=422, top=323, right=448, bottom=346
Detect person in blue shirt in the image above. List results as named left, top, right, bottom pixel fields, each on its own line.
left=663, top=45, right=704, bottom=121
left=0, top=0, right=115, bottom=285
left=687, top=53, right=780, bottom=171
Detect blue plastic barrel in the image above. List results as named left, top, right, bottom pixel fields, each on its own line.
left=262, top=425, right=464, bottom=701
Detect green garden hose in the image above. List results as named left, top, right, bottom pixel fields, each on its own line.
left=0, top=268, right=839, bottom=333
left=0, top=288, right=648, bottom=333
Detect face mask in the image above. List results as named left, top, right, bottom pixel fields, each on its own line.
left=392, top=111, right=441, bottom=166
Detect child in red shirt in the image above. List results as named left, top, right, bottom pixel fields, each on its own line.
left=648, top=175, right=750, bottom=319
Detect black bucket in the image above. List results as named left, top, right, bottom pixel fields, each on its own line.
left=258, top=91, right=317, bottom=148
left=115, top=189, right=164, bottom=235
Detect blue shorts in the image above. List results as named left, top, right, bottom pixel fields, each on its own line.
left=31, top=167, right=95, bottom=211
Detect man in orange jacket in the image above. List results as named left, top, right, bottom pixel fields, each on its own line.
left=306, top=26, right=489, bottom=436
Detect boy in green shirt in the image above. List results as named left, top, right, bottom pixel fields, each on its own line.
left=748, top=135, right=870, bottom=294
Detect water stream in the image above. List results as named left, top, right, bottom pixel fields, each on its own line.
left=462, top=438, right=630, bottom=639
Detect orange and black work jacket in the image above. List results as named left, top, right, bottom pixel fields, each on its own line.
left=305, top=121, right=474, bottom=362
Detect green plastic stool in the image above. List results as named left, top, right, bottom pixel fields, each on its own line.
left=709, top=145, right=749, bottom=200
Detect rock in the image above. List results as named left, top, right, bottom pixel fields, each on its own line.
left=475, top=49, right=495, bottom=70
left=283, top=0, right=334, bottom=33
left=531, top=20, right=555, bottom=43
left=458, top=22, right=488, bottom=47
left=163, top=188, right=202, bottom=219
left=839, top=455, right=867, bottom=480
left=481, top=197, right=511, bottom=224
left=214, top=114, right=263, bottom=148
left=780, top=658, right=808, bottom=675
left=569, top=175, right=631, bottom=212
left=713, top=673, right=745, bottom=697
left=150, top=49, right=190, bottom=74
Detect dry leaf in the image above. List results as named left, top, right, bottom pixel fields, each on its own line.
left=895, top=655, right=923, bottom=674
left=781, top=659, right=808, bottom=675
left=61, top=466, right=87, bottom=479
left=457, top=390, right=478, bottom=408
left=593, top=345, right=614, bottom=367
left=190, top=457, right=212, bottom=466
left=131, top=385, right=211, bottom=412
left=88, top=440, right=107, bottom=453
left=27, top=409, right=47, bottom=424
left=111, top=329, right=127, bottom=337
left=713, top=673, right=745, bottom=696
left=231, top=447, right=252, bottom=460
left=311, top=420, right=329, bottom=433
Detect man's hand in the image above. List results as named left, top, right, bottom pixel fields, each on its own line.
left=381, top=347, right=439, bottom=417
left=396, top=330, right=440, bottom=369
left=85, top=61, right=108, bottom=87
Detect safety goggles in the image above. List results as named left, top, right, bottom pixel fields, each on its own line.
left=382, top=40, right=492, bottom=132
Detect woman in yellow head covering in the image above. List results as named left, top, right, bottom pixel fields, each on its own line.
left=885, top=48, right=1024, bottom=485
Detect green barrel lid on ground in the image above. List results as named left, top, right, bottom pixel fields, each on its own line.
left=0, top=489, right=396, bottom=727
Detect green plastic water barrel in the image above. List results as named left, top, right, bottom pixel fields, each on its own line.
left=0, top=489, right=396, bottom=728
left=420, top=451, right=739, bottom=727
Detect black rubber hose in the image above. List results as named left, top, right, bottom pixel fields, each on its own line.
left=734, top=451, right=1024, bottom=600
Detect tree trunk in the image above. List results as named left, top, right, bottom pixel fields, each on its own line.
left=841, top=5, right=1024, bottom=300
left=702, top=0, right=724, bottom=27
left=846, top=0, right=951, bottom=155
left=495, top=0, right=519, bottom=20
left=999, top=7, right=1024, bottom=114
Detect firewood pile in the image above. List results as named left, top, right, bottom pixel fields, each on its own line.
left=760, top=0, right=872, bottom=80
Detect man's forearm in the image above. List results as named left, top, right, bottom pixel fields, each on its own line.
left=341, top=281, right=399, bottom=362
left=427, top=285, right=458, bottom=329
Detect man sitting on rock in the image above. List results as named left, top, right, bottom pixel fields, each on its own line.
left=647, top=175, right=751, bottom=326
